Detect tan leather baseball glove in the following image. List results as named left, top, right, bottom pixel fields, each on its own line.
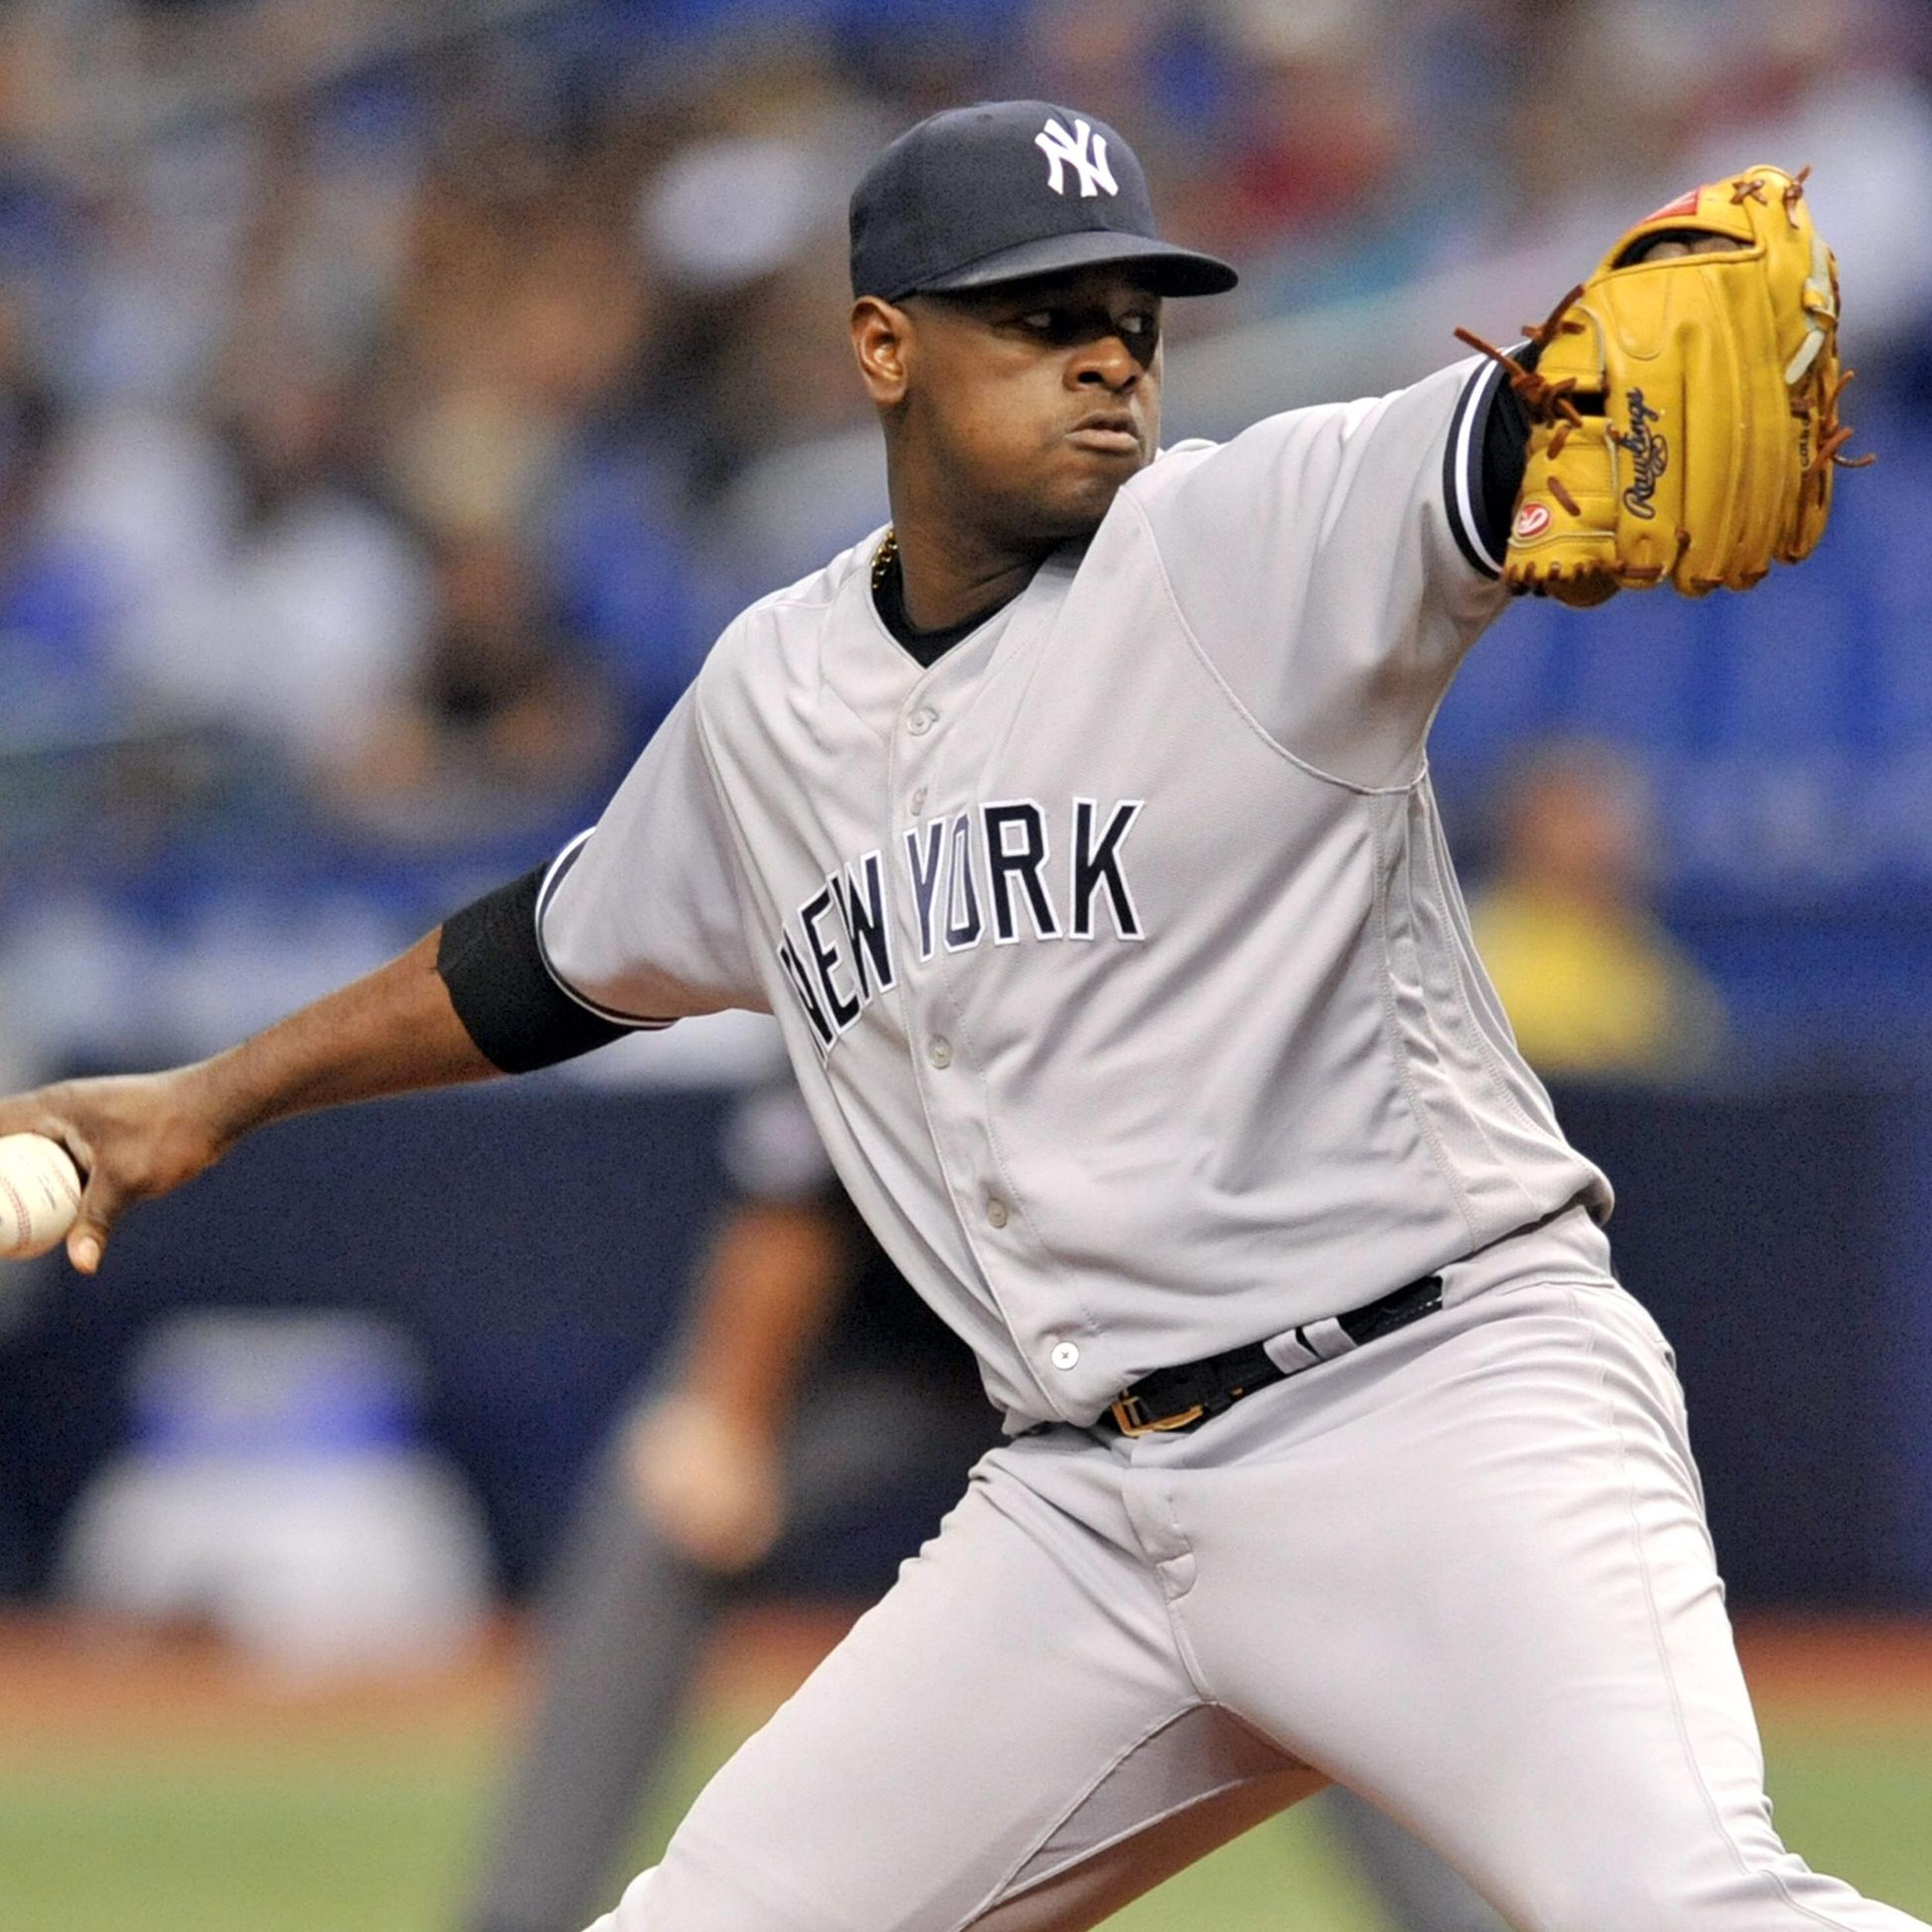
left=1459, top=165, right=1869, bottom=608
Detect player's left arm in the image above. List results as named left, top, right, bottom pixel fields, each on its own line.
left=1128, top=352, right=1529, bottom=788
left=0, top=862, right=692, bottom=1276
left=1134, top=170, right=1861, bottom=789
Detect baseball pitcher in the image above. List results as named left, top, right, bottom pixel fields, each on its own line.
left=0, top=102, right=1900, bottom=1931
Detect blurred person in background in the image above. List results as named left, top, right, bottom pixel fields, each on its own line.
left=1469, top=740, right=1726, bottom=1085
left=332, top=526, right=624, bottom=849
left=638, top=57, right=893, bottom=610
left=381, top=98, right=709, bottom=757
left=0, top=294, right=116, bottom=746
left=1209, top=0, right=1435, bottom=308
left=464, top=1081, right=1509, bottom=1932
left=107, top=338, right=434, bottom=786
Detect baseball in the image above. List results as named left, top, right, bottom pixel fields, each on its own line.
left=0, top=1133, right=83, bottom=1260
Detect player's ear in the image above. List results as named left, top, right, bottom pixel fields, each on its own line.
left=851, top=296, right=913, bottom=407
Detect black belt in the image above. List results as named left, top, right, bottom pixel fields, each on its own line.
left=1101, top=1272, right=1444, bottom=1437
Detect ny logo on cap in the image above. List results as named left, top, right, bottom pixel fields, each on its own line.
left=1035, top=116, right=1118, bottom=199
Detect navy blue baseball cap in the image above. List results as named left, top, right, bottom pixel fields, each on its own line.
left=849, top=100, right=1238, bottom=303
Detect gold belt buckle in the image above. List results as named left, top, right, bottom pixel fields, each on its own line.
left=1108, top=1390, right=1207, bottom=1437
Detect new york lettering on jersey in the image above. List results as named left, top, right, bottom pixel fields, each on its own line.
left=775, top=797, right=1145, bottom=1056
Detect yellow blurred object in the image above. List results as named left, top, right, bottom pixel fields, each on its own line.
left=1471, top=883, right=1725, bottom=1083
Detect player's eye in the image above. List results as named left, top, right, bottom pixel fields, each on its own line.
left=1009, top=305, right=1155, bottom=346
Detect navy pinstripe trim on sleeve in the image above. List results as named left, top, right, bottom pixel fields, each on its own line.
left=534, top=828, right=677, bottom=1030
left=1442, top=352, right=1510, bottom=579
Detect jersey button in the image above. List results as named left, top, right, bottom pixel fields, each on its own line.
left=985, top=1197, right=1009, bottom=1230
left=907, top=706, right=937, bottom=737
left=927, top=1036, right=952, bottom=1070
left=910, top=786, right=927, bottom=816
left=1049, top=1341, right=1080, bottom=1372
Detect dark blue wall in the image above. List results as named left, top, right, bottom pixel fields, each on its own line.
left=0, top=1087, right=730, bottom=1595
left=1, top=1078, right=1926, bottom=1607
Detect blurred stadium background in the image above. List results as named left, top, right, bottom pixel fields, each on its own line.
left=0, top=0, right=1929, bottom=1927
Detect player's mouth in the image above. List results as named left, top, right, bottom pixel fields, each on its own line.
left=1064, top=411, right=1145, bottom=458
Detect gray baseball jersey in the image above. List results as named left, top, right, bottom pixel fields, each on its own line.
left=538, top=352, right=1612, bottom=1431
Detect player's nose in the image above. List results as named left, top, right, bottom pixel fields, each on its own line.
left=1070, top=334, right=1142, bottom=392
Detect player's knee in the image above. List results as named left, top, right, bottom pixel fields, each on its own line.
left=1517, top=1860, right=1835, bottom=1932
left=1514, top=1870, right=1676, bottom=1932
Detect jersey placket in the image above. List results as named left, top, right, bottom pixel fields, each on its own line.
left=886, top=654, right=1091, bottom=1421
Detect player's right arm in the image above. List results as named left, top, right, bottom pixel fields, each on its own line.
left=0, top=930, right=499, bottom=1274
left=0, top=683, right=763, bottom=1274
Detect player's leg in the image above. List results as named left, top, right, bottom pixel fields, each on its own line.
left=1155, top=1275, right=1930, bottom=1932
left=583, top=1430, right=1315, bottom=1932
left=966, top=1759, right=1321, bottom=1931
left=467, top=1374, right=994, bottom=1932
left=968, top=1753, right=1506, bottom=1932
left=599, top=1744, right=1324, bottom=1932
left=802, top=1382, right=1491, bottom=1932
left=1318, top=1786, right=1508, bottom=1932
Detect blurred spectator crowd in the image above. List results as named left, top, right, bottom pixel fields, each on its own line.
left=0, top=0, right=1927, bottom=1083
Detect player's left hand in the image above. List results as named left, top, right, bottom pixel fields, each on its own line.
left=1459, top=165, right=1869, bottom=606
left=624, top=1389, right=787, bottom=1574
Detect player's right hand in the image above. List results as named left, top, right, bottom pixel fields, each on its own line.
left=0, top=1067, right=233, bottom=1275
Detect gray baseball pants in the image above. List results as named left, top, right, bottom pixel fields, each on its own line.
left=588, top=1228, right=1930, bottom=1930
left=467, top=1382, right=1503, bottom=1932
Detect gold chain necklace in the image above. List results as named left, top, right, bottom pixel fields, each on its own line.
left=871, top=526, right=898, bottom=590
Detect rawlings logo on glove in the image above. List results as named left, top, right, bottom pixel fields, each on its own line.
left=1458, top=165, right=1870, bottom=608
left=1616, top=391, right=1667, bottom=519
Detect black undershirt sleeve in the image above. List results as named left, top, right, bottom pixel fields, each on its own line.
left=1479, top=375, right=1531, bottom=554
left=1475, top=338, right=1539, bottom=563
left=436, top=864, right=630, bottom=1074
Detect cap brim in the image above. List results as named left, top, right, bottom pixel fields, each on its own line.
left=907, top=228, right=1238, bottom=299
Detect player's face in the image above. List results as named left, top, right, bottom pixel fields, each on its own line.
left=855, top=267, right=1165, bottom=548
